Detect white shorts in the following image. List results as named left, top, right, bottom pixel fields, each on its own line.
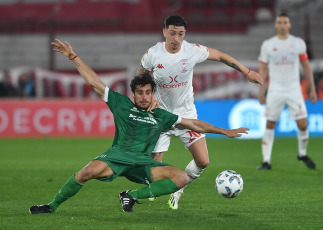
left=265, top=89, right=307, bottom=121
left=152, top=127, right=206, bottom=153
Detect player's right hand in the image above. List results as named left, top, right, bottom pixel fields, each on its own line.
left=258, top=93, right=266, bottom=105
left=51, top=39, right=76, bottom=59
left=246, top=70, right=264, bottom=86
left=226, top=127, right=249, bottom=138
left=148, top=96, right=160, bottom=113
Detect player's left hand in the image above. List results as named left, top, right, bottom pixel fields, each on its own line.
left=225, top=127, right=249, bottom=138
left=309, top=89, right=317, bottom=104
left=246, top=70, right=264, bottom=86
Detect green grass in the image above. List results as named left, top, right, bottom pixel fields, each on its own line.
left=0, top=137, right=322, bottom=230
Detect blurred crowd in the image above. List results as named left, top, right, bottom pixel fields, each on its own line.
left=0, top=68, right=323, bottom=100
left=0, top=70, right=35, bottom=98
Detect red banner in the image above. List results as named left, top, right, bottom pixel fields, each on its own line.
left=0, top=99, right=115, bottom=137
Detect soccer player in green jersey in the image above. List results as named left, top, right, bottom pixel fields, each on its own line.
left=29, top=39, right=249, bottom=213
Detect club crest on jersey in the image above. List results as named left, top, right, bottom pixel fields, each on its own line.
left=180, top=59, right=188, bottom=73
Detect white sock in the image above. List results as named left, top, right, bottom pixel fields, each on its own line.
left=262, top=129, right=275, bottom=164
left=175, top=160, right=204, bottom=194
left=298, top=129, right=309, bottom=157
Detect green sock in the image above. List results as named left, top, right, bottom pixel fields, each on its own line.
left=128, top=178, right=179, bottom=199
left=48, top=175, right=84, bottom=212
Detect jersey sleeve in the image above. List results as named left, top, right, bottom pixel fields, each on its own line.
left=297, top=38, right=308, bottom=62
left=258, top=41, right=268, bottom=64
left=141, top=49, right=153, bottom=71
left=103, top=86, right=131, bottom=113
left=172, top=116, right=182, bottom=128
left=154, top=108, right=180, bottom=130
left=194, top=43, right=209, bottom=63
left=102, top=86, right=110, bottom=102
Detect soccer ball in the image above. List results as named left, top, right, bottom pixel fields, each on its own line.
left=215, top=170, right=243, bottom=198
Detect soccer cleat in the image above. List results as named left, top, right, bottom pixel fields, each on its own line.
left=256, top=162, right=272, bottom=170
left=29, top=205, right=52, bottom=214
left=297, top=155, right=316, bottom=169
left=148, top=197, right=157, bottom=202
left=168, top=191, right=183, bottom=210
left=119, top=190, right=138, bottom=212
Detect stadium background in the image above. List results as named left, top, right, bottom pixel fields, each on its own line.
left=0, top=0, right=322, bottom=138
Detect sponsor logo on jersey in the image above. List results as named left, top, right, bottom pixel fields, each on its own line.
left=169, top=75, right=178, bottom=83
left=130, top=107, right=139, bottom=113
left=158, top=75, right=188, bottom=89
left=156, top=64, right=165, bottom=69
left=275, top=55, right=294, bottom=65
left=129, top=113, right=157, bottom=125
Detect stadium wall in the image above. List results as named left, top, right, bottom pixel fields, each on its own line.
left=0, top=99, right=322, bottom=138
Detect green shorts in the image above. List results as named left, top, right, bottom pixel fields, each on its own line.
left=93, top=153, right=170, bottom=184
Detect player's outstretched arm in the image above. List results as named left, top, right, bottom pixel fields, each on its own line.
left=208, top=48, right=263, bottom=86
left=258, top=62, right=268, bottom=105
left=51, top=39, right=106, bottom=98
left=177, top=118, right=249, bottom=138
left=301, top=60, right=317, bottom=104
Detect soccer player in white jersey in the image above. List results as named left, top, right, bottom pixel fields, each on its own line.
left=136, top=15, right=263, bottom=209
left=257, top=13, right=317, bottom=170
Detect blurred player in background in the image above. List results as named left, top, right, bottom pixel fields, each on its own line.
left=29, top=39, right=249, bottom=214
left=137, top=15, right=263, bottom=209
left=257, top=13, right=317, bottom=170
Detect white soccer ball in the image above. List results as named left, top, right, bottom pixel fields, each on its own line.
left=215, top=170, right=243, bottom=198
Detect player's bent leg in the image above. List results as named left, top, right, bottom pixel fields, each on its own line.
left=150, top=166, right=188, bottom=188
left=149, top=154, right=171, bottom=201
left=128, top=166, right=188, bottom=199
left=169, top=138, right=209, bottom=210
left=75, top=160, right=114, bottom=183
left=188, top=137, right=209, bottom=168
left=29, top=175, right=84, bottom=214
left=30, top=160, right=114, bottom=214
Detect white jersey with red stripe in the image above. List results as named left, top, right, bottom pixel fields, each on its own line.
left=258, top=35, right=308, bottom=92
left=141, top=40, right=209, bottom=118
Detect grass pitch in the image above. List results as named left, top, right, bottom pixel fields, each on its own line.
left=0, top=137, right=322, bottom=230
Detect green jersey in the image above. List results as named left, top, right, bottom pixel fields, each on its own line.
left=103, top=88, right=179, bottom=164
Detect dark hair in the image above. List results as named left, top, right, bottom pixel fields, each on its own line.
left=278, top=12, right=289, bottom=18
left=164, top=15, right=187, bottom=29
left=130, top=73, right=156, bottom=93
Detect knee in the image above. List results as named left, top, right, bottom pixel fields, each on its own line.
left=171, top=169, right=189, bottom=188
left=266, top=121, right=276, bottom=129
left=298, top=122, right=307, bottom=131
left=178, top=171, right=189, bottom=188
left=195, top=158, right=209, bottom=169
left=76, top=167, right=95, bottom=183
